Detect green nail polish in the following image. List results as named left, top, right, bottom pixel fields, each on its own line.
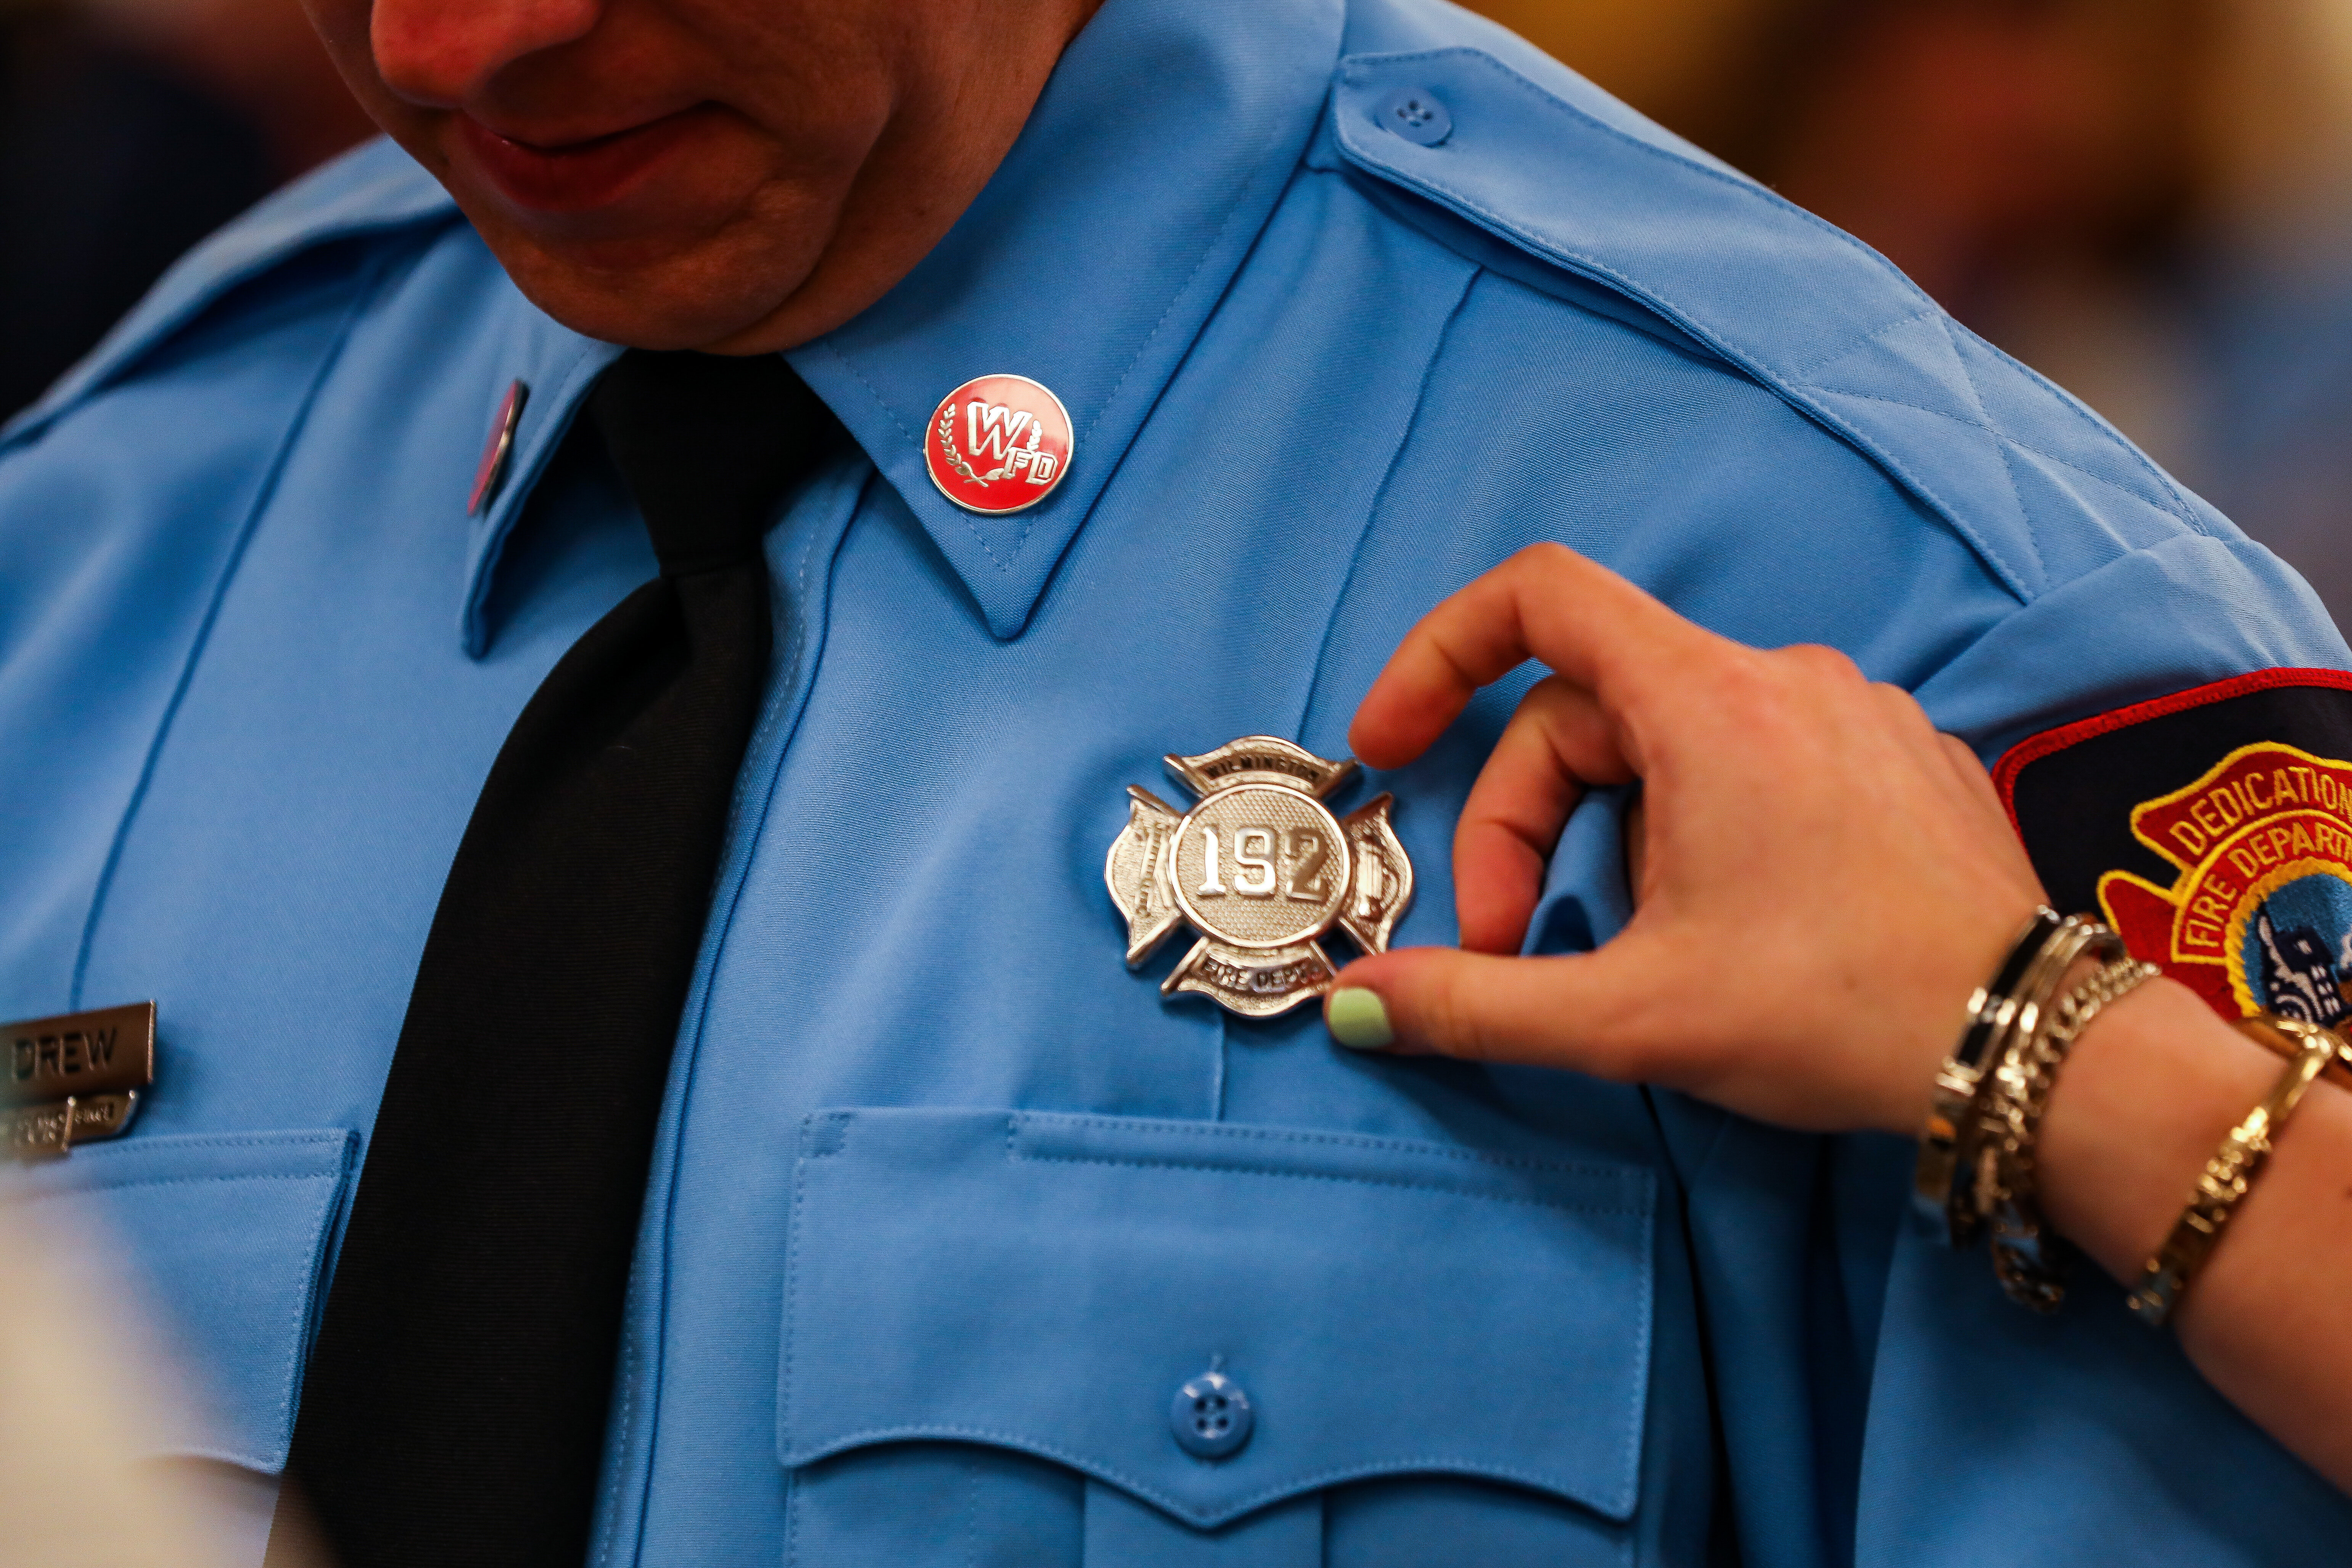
left=1326, top=988, right=1395, bottom=1051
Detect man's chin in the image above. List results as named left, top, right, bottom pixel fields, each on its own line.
left=472, top=223, right=817, bottom=354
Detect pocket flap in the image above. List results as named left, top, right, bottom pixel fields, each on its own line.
left=780, top=1110, right=1655, bottom=1529
left=3, top=1130, right=354, bottom=1470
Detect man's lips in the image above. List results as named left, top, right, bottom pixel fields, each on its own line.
left=457, top=109, right=705, bottom=215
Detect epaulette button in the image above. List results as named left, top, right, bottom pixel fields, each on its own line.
left=1378, top=87, right=1452, bottom=148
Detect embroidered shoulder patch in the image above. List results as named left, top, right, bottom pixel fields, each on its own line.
left=1996, top=670, right=2352, bottom=1024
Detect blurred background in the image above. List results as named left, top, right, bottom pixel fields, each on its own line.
left=1478, top=0, right=2352, bottom=624
left=0, top=0, right=370, bottom=415
left=0, top=0, right=2344, bottom=619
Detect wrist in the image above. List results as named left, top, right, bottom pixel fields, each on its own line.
left=2035, top=978, right=2278, bottom=1284
left=1910, top=906, right=2130, bottom=1257
left=1885, top=901, right=2063, bottom=1138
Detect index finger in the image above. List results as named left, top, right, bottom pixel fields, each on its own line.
left=1347, top=542, right=1721, bottom=769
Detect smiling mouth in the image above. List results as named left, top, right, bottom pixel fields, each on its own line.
left=458, top=108, right=707, bottom=215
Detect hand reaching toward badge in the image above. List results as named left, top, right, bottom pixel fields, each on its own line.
left=1321, top=541, right=2048, bottom=1135
left=1323, top=541, right=2352, bottom=1494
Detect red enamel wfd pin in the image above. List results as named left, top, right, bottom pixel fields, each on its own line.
left=924, top=374, right=1073, bottom=515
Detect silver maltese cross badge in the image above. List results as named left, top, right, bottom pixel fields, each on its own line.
left=1106, top=737, right=1414, bottom=1018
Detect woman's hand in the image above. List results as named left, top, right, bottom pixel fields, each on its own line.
left=1330, top=543, right=2352, bottom=1492
left=1323, top=542, right=2048, bottom=1136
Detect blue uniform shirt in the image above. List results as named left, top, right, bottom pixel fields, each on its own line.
left=5, top=0, right=2350, bottom=1563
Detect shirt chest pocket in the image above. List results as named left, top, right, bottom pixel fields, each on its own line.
left=2, top=1130, right=354, bottom=1470
left=781, top=1110, right=1657, bottom=1568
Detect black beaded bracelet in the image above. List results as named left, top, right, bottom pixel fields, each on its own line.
left=1914, top=907, right=2066, bottom=1246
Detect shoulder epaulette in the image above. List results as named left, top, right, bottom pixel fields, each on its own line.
left=1334, top=8, right=2224, bottom=600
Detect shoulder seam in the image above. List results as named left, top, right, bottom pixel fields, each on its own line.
left=1348, top=155, right=2032, bottom=599
left=1359, top=48, right=1942, bottom=320
left=1793, top=381, right=2183, bottom=520
left=1791, top=307, right=2204, bottom=537
left=1337, top=47, right=2222, bottom=602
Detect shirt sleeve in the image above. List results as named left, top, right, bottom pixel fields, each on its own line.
left=1917, top=532, right=2352, bottom=1022
left=1851, top=531, right=2352, bottom=1566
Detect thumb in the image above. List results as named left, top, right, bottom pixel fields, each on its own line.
left=1321, top=941, right=1661, bottom=1077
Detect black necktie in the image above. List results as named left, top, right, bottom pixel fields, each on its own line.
left=271, top=352, right=833, bottom=1568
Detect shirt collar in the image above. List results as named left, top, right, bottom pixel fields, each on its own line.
left=789, top=0, right=1343, bottom=639
left=462, top=314, right=623, bottom=658
left=467, top=0, right=1342, bottom=651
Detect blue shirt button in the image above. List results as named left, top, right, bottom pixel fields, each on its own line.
left=1170, top=1370, right=1254, bottom=1460
left=1378, top=88, right=1453, bottom=147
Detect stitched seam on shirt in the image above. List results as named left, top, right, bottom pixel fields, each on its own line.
left=783, top=1465, right=803, bottom=1568
left=68, top=250, right=393, bottom=1010
left=1077, top=169, right=1261, bottom=450
left=1010, top=1150, right=1647, bottom=1214
left=1016, top=1112, right=1638, bottom=1178
left=997, top=128, right=1282, bottom=573
left=1365, top=171, right=2033, bottom=601
left=761, top=499, right=867, bottom=1554
left=814, top=338, right=922, bottom=453
left=1339, top=59, right=2037, bottom=602
left=963, top=1452, right=979, bottom=1568
left=1938, top=320, right=2051, bottom=587
left=784, top=1425, right=1597, bottom=1525
left=2, top=1130, right=347, bottom=1162
left=1208, top=1007, right=1229, bottom=1124
left=1614, top=1208, right=1655, bottom=1519
left=783, top=1142, right=812, bottom=1560
left=1936, top=315, right=2046, bottom=585
left=270, top=1163, right=343, bottom=1451
left=594, top=1237, right=638, bottom=1566
left=1354, top=49, right=1940, bottom=322
left=814, top=339, right=1014, bottom=576
left=802, top=1115, right=1642, bottom=1199
left=1798, top=379, right=2198, bottom=531
left=595, top=474, right=864, bottom=1568
left=1968, top=326, right=2209, bottom=527
left=5, top=1169, right=339, bottom=1204
left=773, top=530, right=832, bottom=1473
left=1297, top=255, right=1478, bottom=742
left=1782, top=303, right=1949, bottom=380
left=1789, top=305, right=2206, bottom=536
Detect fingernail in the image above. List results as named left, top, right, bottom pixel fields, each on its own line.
left=1326, top=988, right=1395, bottom=1051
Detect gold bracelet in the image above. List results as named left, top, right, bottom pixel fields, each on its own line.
left=1964, top=919, right=2113, bottom=1222
left=2234, top=1013, right=2352, bottom=1095
left=1980, top=954, right=2157, bottom=1312
left=2127, top=1016, right=2340, bottom=1327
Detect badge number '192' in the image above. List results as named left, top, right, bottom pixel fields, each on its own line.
left=1107, top=737, right=1413, bottom=1018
